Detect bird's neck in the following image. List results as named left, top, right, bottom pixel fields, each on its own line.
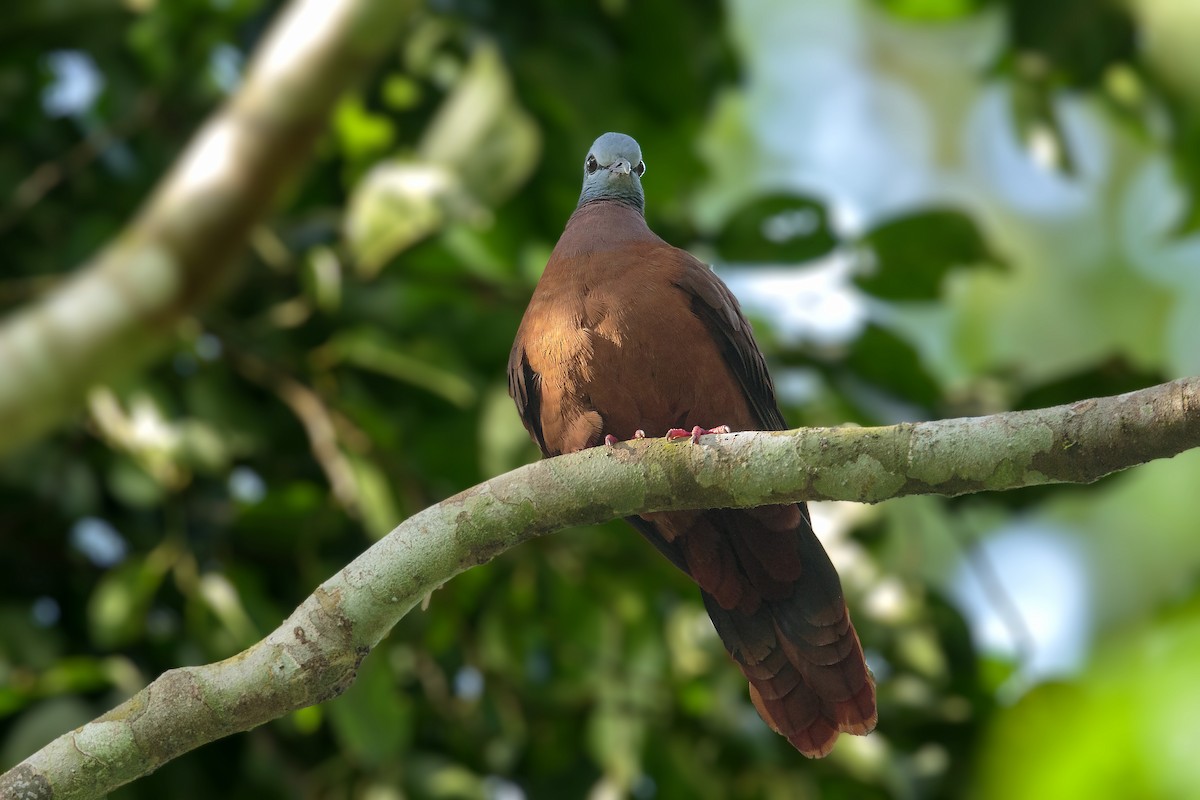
left=554, top=201, right=660, bottom=259
left=577, top=187, right=644, bottom=215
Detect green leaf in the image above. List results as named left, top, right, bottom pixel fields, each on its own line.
left=1012, top=360, right=1165, bottom=412
left=87, top=555, right=169, bottom=649
left=37, top=657, right=114, bottom=697
left=326, top=650, right=412, bottom=769
left=418, top=41, right=541, bottom=207
left=381, top=73, right=421, bottom=111
left=345, top=160, right=461, bottom=277
left=874, top=0, right=984, bottom=21
left=333, top=95, right=396, bottom=165
left=404, top=753, right=487, bottom=799
left=320, top=327, right=477, bottom=409
left=478, top=382, right=539, bottom=478
left=345, top=41, right=540, bottom=276
left=1008, top=0, right=1136, bottom=87
left=106, top=456, right=165, bottom=508
left=840, top=323, right=943, bottom=415
left=344, top=453, right=400, bottom=541
left=857, top=208, right=1000, bottom=300
left=714, top=193, right=837, bottom=263
left=974, top=601, right=1200, bottom=799
left=0, top=698, right=94, bottom=769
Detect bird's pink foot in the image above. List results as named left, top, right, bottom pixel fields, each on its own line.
left=666, top=425, right=731, bottom=444
left=605, top=430, right=648, bottom=447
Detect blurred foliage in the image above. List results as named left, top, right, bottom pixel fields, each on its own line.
left=855, top=209, right=1002, bottom=301
left=714, top=194, right=838, bottom=264
left=2, top=0, right=1199, bottom=799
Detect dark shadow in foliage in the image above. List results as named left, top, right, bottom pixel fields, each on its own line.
left=1013, top=358, right=1167, bottom=414
left=1007, top=0, right=1136, bottom=87
left=713, top=193, right=839, bottom=264
left=839, top=324, right=944, bottom=421
left=856, top=208, right=1003, bottom=301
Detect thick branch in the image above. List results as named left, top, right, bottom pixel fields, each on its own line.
left=3, top=378, right=1197, bottom=799
left=0, top=0, right=415, bottom=458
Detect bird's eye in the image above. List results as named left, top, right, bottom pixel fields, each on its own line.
left=585, top=155, right=599, bottom=174
left=633, top=160, right=646, bottom=177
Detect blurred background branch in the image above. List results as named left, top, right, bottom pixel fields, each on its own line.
left=0, top=0, right=418, bottom=458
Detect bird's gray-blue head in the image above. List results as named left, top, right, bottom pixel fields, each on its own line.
left=577, top=132, right=646, bottom=213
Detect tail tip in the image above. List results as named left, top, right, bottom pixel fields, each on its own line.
left=750, top=681, right=878, bottom=758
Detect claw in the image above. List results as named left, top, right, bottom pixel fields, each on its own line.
left=667, top=425, right=730, bottom=444
left=606, top=430, right=648, bottom=447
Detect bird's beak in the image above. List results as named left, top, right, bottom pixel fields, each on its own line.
left=609, top=159, right=632, bottom=175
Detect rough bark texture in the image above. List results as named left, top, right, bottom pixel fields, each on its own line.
left=3, top=377, right=1198, bottom=799
left=0, top=0, right=416, bottom=458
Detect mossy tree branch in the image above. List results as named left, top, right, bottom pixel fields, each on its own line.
left=2, top=377, right=1197, bottom=800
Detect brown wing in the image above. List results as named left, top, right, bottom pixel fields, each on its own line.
left=507, top=341, right=548, bottom=457
left=672, top=257, right=788, bottom=432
